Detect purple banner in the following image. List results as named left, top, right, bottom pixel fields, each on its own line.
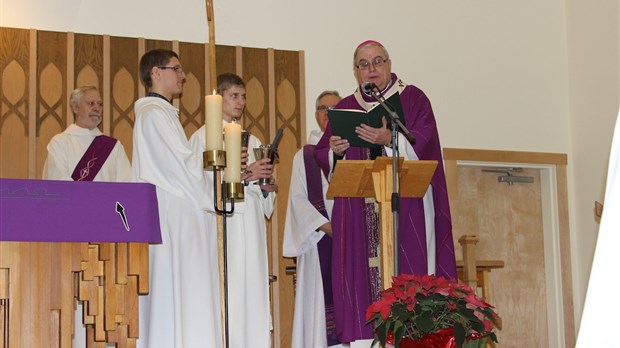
left=0, top=178, right=162, bottom=243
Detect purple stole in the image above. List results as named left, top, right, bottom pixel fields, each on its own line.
left=302, top=145, right=340, bottom=346
left=71, top=135, right=117, bottom=181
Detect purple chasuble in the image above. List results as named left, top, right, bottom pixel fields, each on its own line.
left=71, top=135, right=118, bottom=181
left=303, top=145, right=341, bottom=346
left=314, top=74, right=456, bottom=343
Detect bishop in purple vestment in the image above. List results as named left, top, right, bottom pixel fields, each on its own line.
left=314, top=40, right=457, bottom=343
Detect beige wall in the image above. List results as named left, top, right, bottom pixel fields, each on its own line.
left=2, top=0, right=619, bottom=337
left=565, top=0, right=620, bottom=333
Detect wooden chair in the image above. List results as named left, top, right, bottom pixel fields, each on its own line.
left=457, top=235, right=504, bottom=303
left=457, top=235, right=504, bottom=348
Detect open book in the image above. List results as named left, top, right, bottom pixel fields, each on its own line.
left=327, top=92, right=403, bottom=148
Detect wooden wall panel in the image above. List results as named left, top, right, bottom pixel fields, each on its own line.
left=0, top=27, right=30, bottom=179
left=178, top=42, right=207, bottom=139
left=215, top=45, right=237, bottom=78
left=145, top=39, right=172, bottom=54
left=272, top=49, right=303, bottom=348
left=242, top=47, right=270, bottom=144
left=274, top=50, right=303, bottom=149
left=74, top=34, right=104, bottom=98
left=109, top=36, right=139, bottom=161
left=37, top=30, right=67, bottom=179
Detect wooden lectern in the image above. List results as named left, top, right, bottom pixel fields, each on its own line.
left=327, top=157, right=437, bottom=289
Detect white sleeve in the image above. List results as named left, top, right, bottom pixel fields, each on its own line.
left=112, top=142, right=133, bottom=182
left=133, top=105, right=213, bottom=211
left=42, top=136, right=72, bottom=180
left=386, top=132, right=418, bottom=160
left=282, top=150, right=329, bottom=257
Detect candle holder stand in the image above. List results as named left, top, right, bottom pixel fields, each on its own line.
left=204, top=149, right=243, bottom=348
left=204, top=149, right=226, bottom=168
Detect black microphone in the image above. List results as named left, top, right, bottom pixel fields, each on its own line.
left=361, top=82, right=377, bottom=93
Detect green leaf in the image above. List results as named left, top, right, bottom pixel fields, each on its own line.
left=462, top=338, right=486, bottom=348
left=458, top=308, right=478, bottom=322
left=394, top=323, right=406, bottom=347
left=376, top=322, right=388, bottom=345
left=454, top=323, right=466, bottom=347
left=469, top=319, right=485, bottom=333
left=415, top=315, right=436, bottom=332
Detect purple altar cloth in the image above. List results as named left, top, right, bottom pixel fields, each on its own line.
left=0, top=178, right=162, bottom=243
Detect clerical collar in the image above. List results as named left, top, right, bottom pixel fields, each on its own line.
left=147, top=92, right=171, bottom=104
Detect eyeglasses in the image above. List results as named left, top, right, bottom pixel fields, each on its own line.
left=356, top=56, right=388, bottom=70
left=316, top=105, right=335, bottom=113
left=158, top=66, right=184, bottom=73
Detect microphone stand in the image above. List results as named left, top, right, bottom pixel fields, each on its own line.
left=368, top=87, right=415, bottom=276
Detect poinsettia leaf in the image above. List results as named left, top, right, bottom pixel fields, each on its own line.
left=428, top=293, right=446, bottom=302
left=469, top=319, right=485, bottom=333
left=461, top=338, right=485, bottom=348
left=392, top=305, right=408, bottom=319
left=415, top=314, right=436, bottom=332
left=454, top=322, right=466, bottom=347
left=376, top=321, right=389, bottom=344
left=457, top=307, right=475, bottom=319
left=366, top=313, right=380, bottom=326
left=393, top=320, right=403, bottom=333
left=393, top=322, right=406, bottom=347
left=482, top=307, right=500, bottom=325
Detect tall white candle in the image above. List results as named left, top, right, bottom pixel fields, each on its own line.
left=205, top=92, right=223, bottom=151
left=223, top=122, right=242, bottom=183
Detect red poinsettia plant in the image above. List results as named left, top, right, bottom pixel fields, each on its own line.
left=366, top=274, right=499, bottom=348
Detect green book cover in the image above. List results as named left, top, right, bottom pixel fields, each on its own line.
left=327, top=92, right=403, bottom=148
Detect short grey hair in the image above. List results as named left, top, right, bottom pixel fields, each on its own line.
left=315, top=90, right=341, bottom=110
left=70, top=85, right=98, bottom=106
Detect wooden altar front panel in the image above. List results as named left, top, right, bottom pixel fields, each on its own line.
left=0, top=242, right=149, bottom=348
left=0, top=27, right=305, bottom=348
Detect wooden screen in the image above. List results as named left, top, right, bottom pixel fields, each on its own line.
left=0, top=27, right=305, bottom=348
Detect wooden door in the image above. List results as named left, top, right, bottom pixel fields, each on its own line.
left=444, top=148, right=575, bottom=348
left=453, top=165, right=548, bottom=347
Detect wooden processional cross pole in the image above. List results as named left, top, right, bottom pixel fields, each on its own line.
left=206, top=0, right=226, bottom=346
left=206, top=0, right=218, bottom=89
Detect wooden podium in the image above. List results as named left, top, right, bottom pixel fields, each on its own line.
left=0, top=179, right=162, bottom=348
left=327, top=158, right=437, bottom=289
